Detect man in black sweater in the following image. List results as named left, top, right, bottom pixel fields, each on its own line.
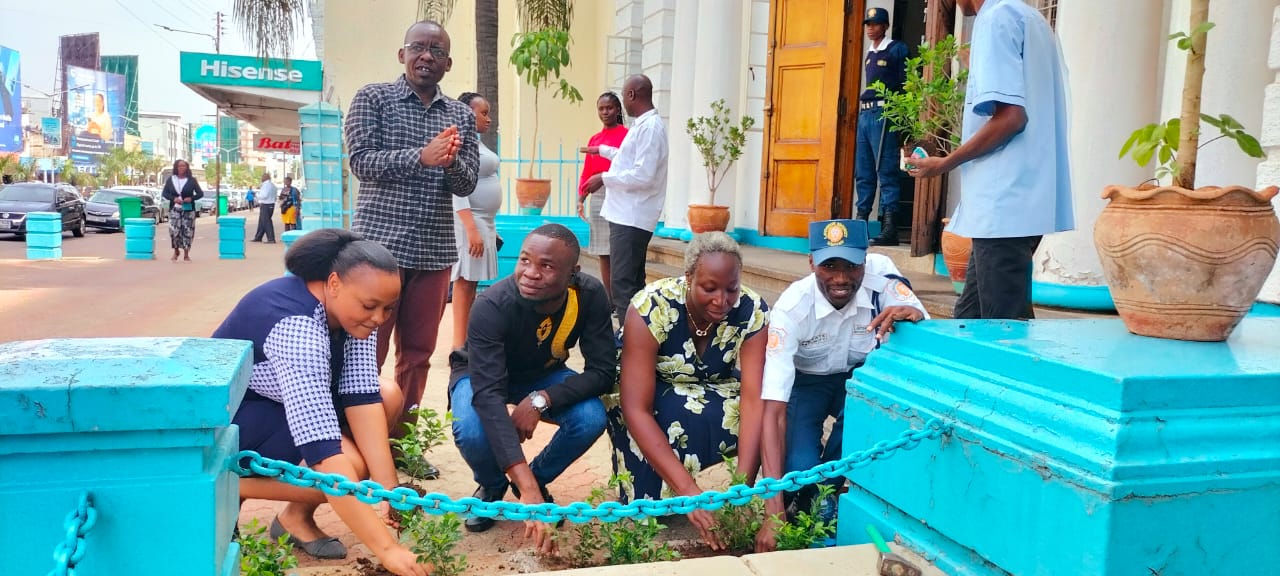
left=448, top=223, right=615, bottom=548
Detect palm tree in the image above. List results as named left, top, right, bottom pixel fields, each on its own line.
left=96, top=148, right=133, bottom=187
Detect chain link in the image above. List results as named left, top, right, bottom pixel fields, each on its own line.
left=48, top=491, right=96, bottom=576
left=232, top=418, right=948, bottom=524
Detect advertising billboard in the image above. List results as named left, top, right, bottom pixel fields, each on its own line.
left=66, top=65, right=125, bottom=164
left=41, top=117, right=63, bottom=147
left=100, top=55, right=140, bottom=138
left=193, top=123, right=217, bottom=161
left=0, top=45, right=22, bottom=153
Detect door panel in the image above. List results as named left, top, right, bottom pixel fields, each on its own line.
left=760, top=0, right=849, bottom=237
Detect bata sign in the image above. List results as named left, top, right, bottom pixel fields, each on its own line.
left=179, top=52, right=322, bottom=91
left=254, top=135, right=301, bottom=154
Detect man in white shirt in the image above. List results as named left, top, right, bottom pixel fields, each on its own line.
left=252, top=172, right=278, bottom=243
left=757, top=219, right=928, bottom=542
left=581, top=74, right=669, bottom=320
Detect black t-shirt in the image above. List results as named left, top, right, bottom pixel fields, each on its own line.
left=450, top=272, right=616, bottom=471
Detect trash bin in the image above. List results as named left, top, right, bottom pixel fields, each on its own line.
left=115, top=196, right=142, bottom=221
left=218, top=195, right=229, bottom=216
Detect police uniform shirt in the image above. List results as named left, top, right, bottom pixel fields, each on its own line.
left=861, top=37, right=909, bottom=101
left=761, top=253, right=929, bottom=403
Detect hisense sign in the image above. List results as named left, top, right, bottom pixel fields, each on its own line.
left=180, top=52, right=322, bottom=91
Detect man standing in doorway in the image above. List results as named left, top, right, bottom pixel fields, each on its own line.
left=346, top=20, right=479, bottom=478
left=581, top=74, right=668, bottom=322
left=252, top=171, right=277, bottom=243
left=907, top=0, right=1073, bottom=319
left=855, top=7, right=909, bottom=247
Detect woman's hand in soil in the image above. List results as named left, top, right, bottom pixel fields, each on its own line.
left=378, top=501, right=401, bottom=530
left=754, top=516, right=777, bottom=553
left=380, top=544, right=431, bottom=576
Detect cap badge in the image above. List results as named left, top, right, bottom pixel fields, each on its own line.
left=823, top=221, right=848, bottom=246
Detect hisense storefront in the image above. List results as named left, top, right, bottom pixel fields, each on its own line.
left=179, top=52, right=322, bottom=137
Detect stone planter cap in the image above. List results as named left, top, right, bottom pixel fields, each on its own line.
left=0, top=338, right=252, bottom=436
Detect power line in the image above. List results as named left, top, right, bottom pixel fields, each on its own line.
left=111, top=0, right=183, bottom=52
left=148, top=0, right=204, bottom=32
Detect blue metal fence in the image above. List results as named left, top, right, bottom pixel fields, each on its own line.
left=495, top=136, right=586, bottom=217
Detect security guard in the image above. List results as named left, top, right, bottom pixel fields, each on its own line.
left=758, top=219, right=927, bottom=528
left=855, top=7, right=910, bottom=246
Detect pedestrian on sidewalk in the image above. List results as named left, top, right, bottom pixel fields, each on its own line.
left=161, top=159, right=203, bottom=262
left=213, top=228, right=430, bottom=576
left=246, top=187, right=256, bottom=210
left=252, top=172, right=278, bottom=243
left=581, top=74, right=668, bottom=324
left=346, top=20, right=479, bottom=479
left=907, top=0, right=1073, bottom=319
left=450, top=91, right=502, bottom=350
left=576, top=91, right=629, bottom=302
left=448, top=224, right=614, bottom=549
left=280, top=176, right=301, bottom=232
left=756, top=219, right=927, bottom=551
left=854, top=7, right=910, bottom=246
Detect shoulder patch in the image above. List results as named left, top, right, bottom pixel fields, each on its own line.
left=893, top=281, right=914, bottom=302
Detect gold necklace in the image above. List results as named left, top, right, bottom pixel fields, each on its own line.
left=689, top=310, right=715, bottom=337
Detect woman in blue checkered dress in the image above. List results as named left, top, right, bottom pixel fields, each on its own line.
left=213, top=229, right=429, bottom=575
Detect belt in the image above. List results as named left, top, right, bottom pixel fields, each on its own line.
left=860, top=100, right=885, bottom=110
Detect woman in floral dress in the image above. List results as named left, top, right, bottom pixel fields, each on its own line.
left=607, top=232, right=769, bottom=550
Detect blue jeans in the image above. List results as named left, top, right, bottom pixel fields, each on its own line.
left=855, top=107, right=902, bottom=217
left=450, top=367, right=607, bottom=492
left=784, top=370, right=851, bottom=504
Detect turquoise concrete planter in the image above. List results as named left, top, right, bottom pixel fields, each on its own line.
left=281, top=230, right=308, bottom=276
left=124, top=219, right=156, bottom=260
left=25, top=212, right=62, bottom=234
left=486, top=215, right=589, bottom=290
left=0, top=338, right=252, bottom=576
left=26, top=246, right=62, bottom=260
left=25, top=212, right=62, bottom=260
left=217, top=216, right=246, bottom=260
left=124, top=219, right=156, bottom=239
left=25, top=232, right=63, bottom=249
left=837, top=318, right=1280, bottom=575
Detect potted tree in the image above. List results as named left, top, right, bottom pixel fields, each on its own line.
left=686, top=98, right=754, bottom=233
left=874, top=35, right=969, bottom=291
left=1098, top=1, right=1275, bottom=342
left=509, top=27, right=582, bottom=214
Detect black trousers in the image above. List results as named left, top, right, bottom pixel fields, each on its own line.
left=607, top=222, right=654, bottom=320
left=254, top=204, right=276, bottom=242
left=953, top=235, right=1042, bottom=320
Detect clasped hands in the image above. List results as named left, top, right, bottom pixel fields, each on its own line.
left=419, top=125, right=462, bottom=167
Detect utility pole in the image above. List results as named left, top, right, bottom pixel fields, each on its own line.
left=214, top=10, right=224, bottom=220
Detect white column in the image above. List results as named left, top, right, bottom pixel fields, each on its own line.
left=1257, top=4, right=1280, bottom=304
left=1033, top=0, right=1163, bottom=288
left=659, top=0, right=699, bottom=231
left=685, top=0, right=744, bottom=224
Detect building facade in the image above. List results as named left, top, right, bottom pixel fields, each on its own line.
left=138, top=112, right=193, bottom=162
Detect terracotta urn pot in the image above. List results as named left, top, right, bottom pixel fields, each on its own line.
left=687, top=204, right=731, bottom=233
left=514, top=178, right=551, bottom=212
left=939, top=217, right=971, bottom=294
left=1094, top=184, right=1280, bottom=342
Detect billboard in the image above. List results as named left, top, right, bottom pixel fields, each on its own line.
left=66, top=65, right=125, bottom=165
left=100, top=55, right=140, bottom=137
left=57, top=34, right=100, bottom=153
left=41, top=117, right=62, bottom=147
left=0, top=45, right=22, bottom=153
left=253, top=134, right=301, bottom=155
left=193, top=123, right=217, bottom=161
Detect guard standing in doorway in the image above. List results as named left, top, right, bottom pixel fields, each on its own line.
left=854, top=7, right=909, bottom=246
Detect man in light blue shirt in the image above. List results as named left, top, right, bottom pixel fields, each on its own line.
left=908, top=0, right=1073, bottom=319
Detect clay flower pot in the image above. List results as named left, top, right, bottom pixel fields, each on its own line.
left=514, top=178, right=551, bottom=213
left=1094, top=184, right=1280, bottom=342
left=687, top=204, right=730, bottom=233
left=939, top=218, right=971, bottom=294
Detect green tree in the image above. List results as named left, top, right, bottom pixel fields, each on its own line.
left=96, top=148, right=134, bottom=187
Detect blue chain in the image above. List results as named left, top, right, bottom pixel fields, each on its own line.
left=232, top=418, right=948, bottom=524
left=48, top=491, right=97, bottom=576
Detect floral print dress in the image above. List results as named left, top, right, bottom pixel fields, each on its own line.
left=606, top=276, right=769, bottom=500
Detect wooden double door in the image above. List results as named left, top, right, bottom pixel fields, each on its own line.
left=759, top=0, right=956, bottom=255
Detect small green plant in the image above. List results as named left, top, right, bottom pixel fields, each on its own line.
left=400, top=510, right=468, bottom=576
left=686, top=98, right=755, bottom=206
left=710, top=458, right=766, bottom=553
left=555, top=472, right=679, bottom=567
left=509, top=27, right=584, bottom=178
left=390, top=407, right=450, bottom=479
left=237, top=518, right=299, bottom=576
left=873, top=34, right=968, bottom=156
left=773, top=485, right=837, bottom=551
left=1119, top=11, right=1264, bottom=186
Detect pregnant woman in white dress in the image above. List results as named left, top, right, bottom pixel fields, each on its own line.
left=452, top=92, right=503, bottom=348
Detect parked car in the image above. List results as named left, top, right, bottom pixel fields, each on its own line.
left=84, top=188, right=164, bottom=231
left=0, top=182, right=87, bottom=238
left=197, top=196, right=217, bottom=215
left=106, top=186, right=167, bottom=222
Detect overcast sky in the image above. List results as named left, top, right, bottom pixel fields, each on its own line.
left=0, top=0, right=316, bottom=125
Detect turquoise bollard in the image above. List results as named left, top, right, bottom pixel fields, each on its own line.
left=25, top=212, right=63, bottom=260
left=836, top=318, right=1280, bottom=575
left=0, top=337, right=252, bottom=576
left=488, top=214, right=589, bottom=291
left=280, top=230, right=308, bottom=276
left=123, top=217, right=156, bottom=260
left=217, top=215, right=246, bottom=260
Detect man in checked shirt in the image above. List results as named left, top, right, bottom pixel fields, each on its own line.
left=345, top=20, right=479, bottom=479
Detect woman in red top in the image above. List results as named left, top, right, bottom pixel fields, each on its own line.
left=577, top=92, right=628, bottom=299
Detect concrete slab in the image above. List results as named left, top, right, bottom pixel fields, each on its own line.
left=529, top=555, right=756, bottom=576
left=742, top=544, right=948, bottom=576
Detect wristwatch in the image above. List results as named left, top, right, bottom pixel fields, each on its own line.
left=528, top=391, right=550, bottom=413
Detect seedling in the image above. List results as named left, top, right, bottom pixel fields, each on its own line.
left=773, top=484, right=837, bottom=551
left=390, top=407, right=451, bottom=480
left=399, top=510, right=467, bottom=576
left=237, top=518, right=299, bottom=576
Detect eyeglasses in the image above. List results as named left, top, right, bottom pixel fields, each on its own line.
left=403, top=43, right=449, bottom=59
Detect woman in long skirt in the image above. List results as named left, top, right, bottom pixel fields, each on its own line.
left=160, top=159, right=203, bottom=262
